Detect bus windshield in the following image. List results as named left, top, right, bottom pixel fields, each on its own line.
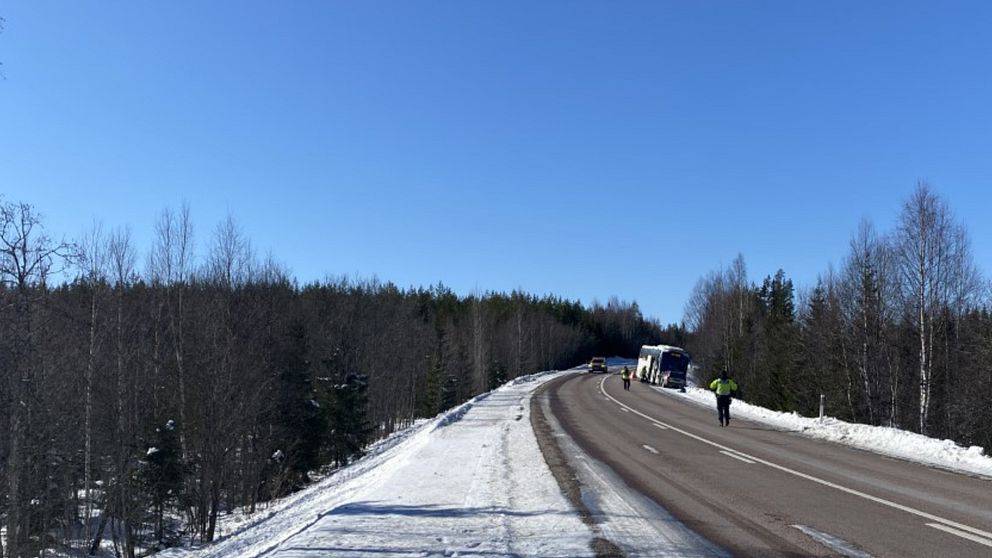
left=660, top=351, right=690, bottom=372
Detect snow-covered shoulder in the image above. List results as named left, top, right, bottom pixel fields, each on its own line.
left=160, top=369, right=594, bottom=558
left=666, top=384, right=992, bottom=478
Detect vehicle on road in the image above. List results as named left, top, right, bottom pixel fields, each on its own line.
left=636, top=345, right=690, bottom=389
left=588, top=357, right=608, bottom=373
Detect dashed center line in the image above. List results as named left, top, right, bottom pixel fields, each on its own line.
left=720, top=450, right=755, bottom=464
left=597, top=375, right=992, bottom=545
left=927, top=523, right=992, bottom=548
left=642, top=445, right=659, bottom=455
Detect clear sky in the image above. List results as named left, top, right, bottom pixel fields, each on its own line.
left=2, top=2, right=991, bottom=324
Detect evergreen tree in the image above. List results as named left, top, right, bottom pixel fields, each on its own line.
left=419, top=352, right=442, bottom=418
left=418, top=327, right=447, bottom=417
left=326, top=366, right=372, bottom=467
left=759, top=270, right=799, bottom=410
left=441, top=374, right=460, bottom=412
left=799, top=280, right=847, bottom=418
left=488, top=360, right=508, bottom=391
left=0, top=197, right=702, bottom=554
left=141, top=419, right=184, bottom=547
left=272, top=320, right=325, bottom=491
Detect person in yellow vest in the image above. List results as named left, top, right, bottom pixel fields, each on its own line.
left=621, top=366, right=632, bottom=391
left=709, top=369, right=738, bottom=426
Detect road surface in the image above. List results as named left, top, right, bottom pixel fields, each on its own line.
left=538, top=371, right=992, bottom=557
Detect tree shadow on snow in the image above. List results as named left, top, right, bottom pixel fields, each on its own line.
left=275, top=545, right=525, bottom=557
left=329, top=501, right=568, bottom=519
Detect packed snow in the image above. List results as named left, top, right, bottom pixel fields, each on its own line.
left=159, top=370, right=597, bottom=558
left=159, top=364, right=992, bottom=558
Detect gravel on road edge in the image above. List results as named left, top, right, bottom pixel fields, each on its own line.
left=531, top=374, right=625, bottom=558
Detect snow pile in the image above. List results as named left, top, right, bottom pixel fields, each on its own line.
left=160, top=370, right=594, bottom=558
left=667, top=384, right=992, bottom=478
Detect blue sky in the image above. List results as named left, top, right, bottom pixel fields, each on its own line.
left=2, top=1, right=991, bottom=323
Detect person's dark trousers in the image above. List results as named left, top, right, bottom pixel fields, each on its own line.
left=623, top=378, right=630, bottom=390
left=717, top=395, right=732, bottom=426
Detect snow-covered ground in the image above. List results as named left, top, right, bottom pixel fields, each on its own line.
left=160, top=369, right=596, bottom=558
left=160, top=365, right=992, bottom=558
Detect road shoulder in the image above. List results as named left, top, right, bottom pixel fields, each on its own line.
left=531, top=373, right=626, bottom=558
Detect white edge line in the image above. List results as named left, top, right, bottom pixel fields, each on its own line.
left=927, top=523, right=992, bottom=548
left=720, top=450, right=755, bottom=464
left=597, top=375, right=992, bottom=541
left=653, top=423, right=669, bottom=430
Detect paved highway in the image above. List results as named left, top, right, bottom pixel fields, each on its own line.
left=541, top=371, right=992, bottom=557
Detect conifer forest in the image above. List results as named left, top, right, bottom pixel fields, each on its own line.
left=0, top=200, right=666, bottom=557
left=684, top=182, right=992, bottom=453
left=2, top=184, right=990, bottom=557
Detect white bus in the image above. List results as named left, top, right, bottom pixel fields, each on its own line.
left=637, top=345, right=691, bottom=389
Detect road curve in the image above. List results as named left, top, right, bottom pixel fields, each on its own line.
left=541, top=371, right=992, bottom=558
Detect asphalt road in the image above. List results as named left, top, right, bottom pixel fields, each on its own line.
left=542, top=371, right=992, bottom=557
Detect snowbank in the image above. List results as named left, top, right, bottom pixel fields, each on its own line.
left=161, top=366, right=992, bottom=558
left=160, top=369, right=594, bottom=558
left=666, top=384, right=992, bottom=479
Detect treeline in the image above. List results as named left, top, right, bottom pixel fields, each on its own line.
left=685, top=182, right=992, bottom=452
left=0, top=201, right=664, bottom=558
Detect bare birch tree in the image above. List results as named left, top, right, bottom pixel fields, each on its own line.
left=78, top=222, right=110, bottom=546
left=0, top=200, right=75, bottom=557
left=894, top=182, right=980, bottom=433
left=206, top=214, right=253, bottom=288
left=840, top=219, right=889, bottom=424
left=148, top=204, right=195, bottom=457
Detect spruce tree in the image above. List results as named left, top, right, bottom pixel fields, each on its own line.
left=327, top=369, right=372, bottom=467
left=759, top=270, right=799, bottom=410
left=440, top=374, right=460, bottom=412
left=488, top=361, right=508, bottom=391
left=141, top=419, right=184, bottom=547
left=418, top=329, right=447, bottom=417
left=419, top=356, right=442, bottom=418
left=273, top=320, right=325, bottom=490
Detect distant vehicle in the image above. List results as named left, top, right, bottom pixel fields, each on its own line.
left=637, top=345, right=690, bottom=389
left=588, top=357, right=608, bottom=373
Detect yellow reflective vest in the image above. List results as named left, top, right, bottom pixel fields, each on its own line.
left=709, top=378, right=737, bottom=396
left=621, top=369, right=631, bottom=380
